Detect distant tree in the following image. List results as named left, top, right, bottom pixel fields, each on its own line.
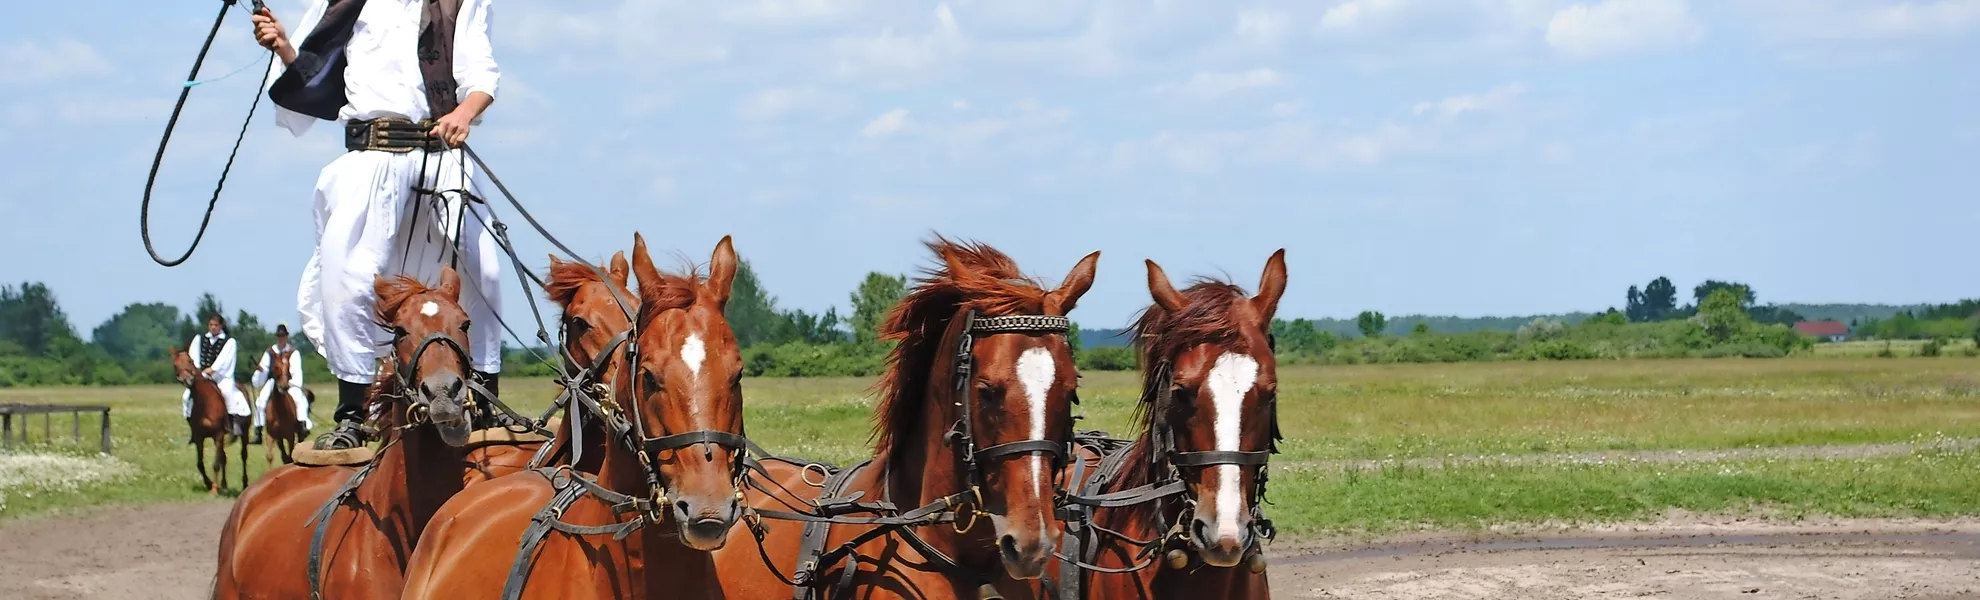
left=230, top=309, right=274, bottom=379
left=780, top=307, right=846, bottom=345
left=1693, top=280, right=1756, bottom=308
left=1625, top=285, right=1646, bottom=323
left=724, top=259, right=790, bottom=348
left=1595, top=308, right=1628, bottom=326
left=1641, top=277, right=1680, bottom=321
left=179, top=292, right=228, bottom=343
left=0, top=282, right=79, bottom=356
left=1067, top=322, right=1084, bottom=355
left=1700, top=288, right=1750, bottom=343
left=91, top=302, right=183, bottom=362
left=849, top=272, right=908, bottom=346
left=1411, top=323, right=1432, bottom=336
left=1746, top=305, right=1807, bottom=326
left=1356, top=311, right=1387, bottom=339
left=1271, top=318, right=1336, bottom=355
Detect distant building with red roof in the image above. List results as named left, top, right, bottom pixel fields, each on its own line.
left=1793, top=320, right=1850, bottom=342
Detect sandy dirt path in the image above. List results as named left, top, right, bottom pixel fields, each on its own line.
left=2, top=503, right=1975, bottom=599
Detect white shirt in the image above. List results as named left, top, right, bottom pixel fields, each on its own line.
left=190, top=334, right=239, bottom=382
left=268, top=0, right=500, bottom=136
left=252, top=344, right=306, bottom=389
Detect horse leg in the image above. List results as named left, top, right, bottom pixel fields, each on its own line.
left=266, top=424, right=277, bottom=469
left=237, top=421, right=250, bottom=486
left=197, top=437, right=214, bottom=494
left=216, top=431, right=230, bottom=492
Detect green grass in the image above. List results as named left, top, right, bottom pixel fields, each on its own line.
left=1812, top=339, right=1980, bottom=358
left=5, top=357, right=1980, bottom=535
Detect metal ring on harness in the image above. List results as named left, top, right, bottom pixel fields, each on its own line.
left=800, top=463, right=831, bottom=488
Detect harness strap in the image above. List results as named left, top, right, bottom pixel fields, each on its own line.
left=790, top=460, right=868, bottom=599
left=303, top=437, right=393, bottom=600
left=1169, top=450, right=1270, bottom=467
left=500, top=467, right=653, bottom=600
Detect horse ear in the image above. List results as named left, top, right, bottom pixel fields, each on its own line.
left=1251, top=249, right=1287, bottom=322
left=609, top=251, right=631, bottom=290
left=1044, top=250, right=1101, bottom=316
left=631, top=232, right=664, bottom=305
left=1145, top=259, right=1187, bottom=315
left=438, top=267, right=463, bottom=302
left=705, top=236, right=737, bottom=308
left=941, top=247, right=970, bottom=282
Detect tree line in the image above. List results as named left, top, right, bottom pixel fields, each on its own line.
left=4, top=272, right=1975, bottom=387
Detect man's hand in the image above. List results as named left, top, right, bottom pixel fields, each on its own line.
left=202, top=367, right=216, bottom=377
left=252, top=9, right=299, bottom=65
left=431, top=92, right=494, bottom=148
left=432, top=109, right=474, bottom=148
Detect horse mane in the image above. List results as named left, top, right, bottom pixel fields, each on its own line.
left=546, top=259, right=634, bottom=308
left=870, top=236, right=1051, bottom=455
left=1118, top=278, right=1250, bottom=491
left=632, top=265, right=700, bottom=328
left=374, top=274, right=436, bottom=324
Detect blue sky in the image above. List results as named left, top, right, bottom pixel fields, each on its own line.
left=2, top=0, right=1977, bottom=338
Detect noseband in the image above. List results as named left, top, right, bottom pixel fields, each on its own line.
left=390, top=330, right=477, bottom=426
left=1148, top=358, right=1280, bottom=545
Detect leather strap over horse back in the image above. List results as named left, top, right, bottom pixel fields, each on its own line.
left=303, top=437, right=395, bottom=600
left=501, top=466, right=652, bottom=600
left=345, top=118, right=445, bottom=153
left=790, top=459, right=871, bottom=600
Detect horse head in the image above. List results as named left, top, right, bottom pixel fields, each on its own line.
left=621, top=233, right=746, bottom=551
left=878, top=237, right=1098, bottom=580
left=545, top=250, right=636, bottom=371
left=374, top=267, right=477, bottom=447
left=172, top=348, right=198, bottom=387
left=1136, top=250, right=1286, bottom=568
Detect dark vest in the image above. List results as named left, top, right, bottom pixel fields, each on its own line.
left=268, top=0, right=463, bottom=121
left=199, top=334, right=228, bottom=369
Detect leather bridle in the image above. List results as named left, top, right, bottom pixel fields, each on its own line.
left=945, top=310, right=1076, bottom=495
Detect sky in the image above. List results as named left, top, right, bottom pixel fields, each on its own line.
left=1, top=0, right=1977, bottom=340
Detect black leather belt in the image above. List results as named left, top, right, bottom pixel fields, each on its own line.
left=344, top=118, right=445, bottom=153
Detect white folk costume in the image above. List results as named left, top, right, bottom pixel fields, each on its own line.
left=182, top=333, right=253, bottom=419
left=265, top=0, right=503, bottom=389
left=251, top=344, right=314, bottom=430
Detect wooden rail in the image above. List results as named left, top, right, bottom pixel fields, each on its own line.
left=0, top=404, right=113, bottom=454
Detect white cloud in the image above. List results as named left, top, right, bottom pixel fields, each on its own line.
left=861, top=108, right=914, bottom=137
left=1271, top=100, right=1304, bottom=118
left=1545, top=0, right=1704, bottom=60
left=1413, top=84, right=1527, bottom=121
left=1235, top=9, right=1292, bottom=45
left=724, top=0, right=861, bottom=23
left=1310, top=0, right=1570, bottom=68
left=0, top=39, right=112, bottom=85
left=951, top=99, right=971, bottom=110
left=1156, top=68, right=1283, bottom=99
left=1734, top=0, right=1980, bottom=45
left=832, top=3, right=963, bottom=77
left=737, top=88, right=817, bottom=121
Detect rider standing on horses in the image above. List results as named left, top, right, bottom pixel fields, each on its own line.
left=249, top=324, right=313, bottom=444
left=251, top=0, right=507, bottom=451
left=185, top=314, right=252, bottom=443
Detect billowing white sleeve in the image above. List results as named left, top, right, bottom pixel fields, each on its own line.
left=252, top=350, right=272, bottom=388
left=266, top=0, right=332, bottom=136
left=289, top=351, right=305, bottom=388
left=452, top=0, right=499, bottom=120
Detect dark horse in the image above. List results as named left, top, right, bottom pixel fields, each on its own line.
left=403, top=234, right=751, bottom=600
left=213, top=267, right=490, bottom=599
left=174, top=349, right=249, bottom=494
left=1044, top=251, right=1286, bottom=600
left=714, top=237, right=1099, bottom=599
left=260, top=346, right=315, bottom=467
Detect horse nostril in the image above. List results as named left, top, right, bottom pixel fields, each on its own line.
left=999, top=535, right=1021, bottom=560
left=676, top=500, right=692, bottom=517
left=1192, top=518, right=1212, bottom=546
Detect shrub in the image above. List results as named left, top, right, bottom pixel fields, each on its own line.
left=1517, top=318, right=1567, bottom=341
left=1077, top=347, right=1137, bottom=372
left=1876, top=342, right=1896, bottom=359
left=1921, top=338, right=1945, bottom=358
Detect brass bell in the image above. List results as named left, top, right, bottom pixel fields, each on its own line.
left=976, top=583, right=1005, bottom=600
left=1165, top=548, right=1191, bottom=570
left=1246, top=552, right=1268, bottom=574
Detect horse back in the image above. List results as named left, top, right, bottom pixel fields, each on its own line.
left=404, top=472, right=641, bottom=599
left=213, top=463, right=355, bottom=598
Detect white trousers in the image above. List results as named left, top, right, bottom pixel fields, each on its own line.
left=254, top=384, right=313, bottom=430
left=297, top=147, right=503, bottom=384
left=182, top=379, right=252, bottom=419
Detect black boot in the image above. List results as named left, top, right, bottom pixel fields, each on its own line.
left=251, top=426, right=264, bottom=445
left=186, top=418, right=196, bottom=445
left=313, top=379, right=374, bottom=451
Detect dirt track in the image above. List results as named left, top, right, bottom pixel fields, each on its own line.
left=1, top=503, right=1975, bottom=599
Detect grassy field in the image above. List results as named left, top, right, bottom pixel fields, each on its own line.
left=3, top=357, right=1978, bottom=535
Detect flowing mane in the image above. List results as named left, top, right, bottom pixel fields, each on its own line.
left=870, top=237, right=1052, bottom=455
left=1119, top=278, right=1251, bottom=490
left=546, top=260, right=624, bottom=306
left=632, top=265, right=701, bottom=326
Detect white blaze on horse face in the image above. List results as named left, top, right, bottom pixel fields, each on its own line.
left=1015, top=347, right=1056, bottom=493
left=419, top=301, right=439, bottom=317
left=681, top=334, right=706, bottom=378
left=1205, top=352, right=1259, bottom=540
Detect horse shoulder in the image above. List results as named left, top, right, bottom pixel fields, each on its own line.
left=215, top=465, right=354, bottom=598
left=403, top=473, right=555, bottom=600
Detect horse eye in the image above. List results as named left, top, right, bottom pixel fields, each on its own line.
left=642, top=369, right=664, bottom=392
left=461, top=320, right=473, bottom=332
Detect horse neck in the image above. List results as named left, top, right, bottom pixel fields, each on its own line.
left=361, top=389, right=468, bottom=535
left=190, top=378, right=224, bottom=414
left=876, top=333, right=989, bottom=563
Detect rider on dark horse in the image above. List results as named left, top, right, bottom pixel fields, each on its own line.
left=184, top=313, right=252, bottom=443
left=250, top=0, right=508, bottom=450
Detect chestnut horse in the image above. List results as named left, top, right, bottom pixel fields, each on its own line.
left=402, top=234, right=750, bottom=600
left=714, top=237, right=1099, bottom=599
left=1045, top=251, right=1286, bottom=600
left=213, top=267, right=489, bottom=599
left=174, top=349, right=249, bottom=494
left=261, top=346, right=314, bottom=467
